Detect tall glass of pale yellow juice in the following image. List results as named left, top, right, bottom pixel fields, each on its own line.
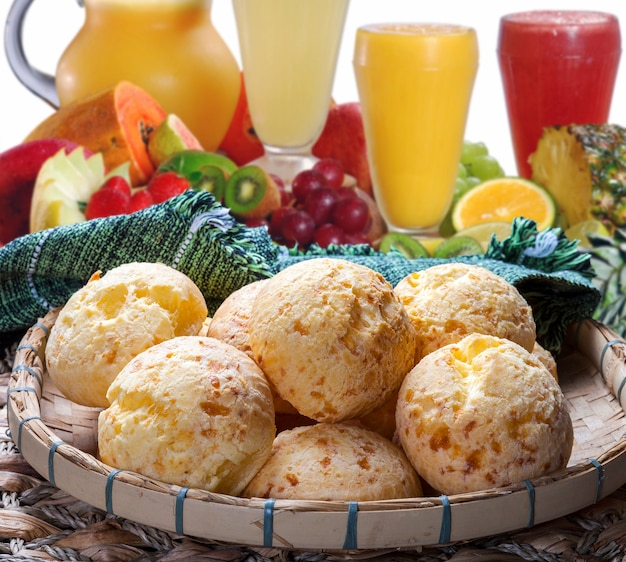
left=232, top=0, right=350, bottom=184
left=354, top=24, right=478, bottom=235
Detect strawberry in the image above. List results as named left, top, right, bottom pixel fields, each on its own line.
left=129, top=189, right=154, bottom=213
left=85, top=176, right=132, bottom=220
left=146, top=171, right=190, bottom=204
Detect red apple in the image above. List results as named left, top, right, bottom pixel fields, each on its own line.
left=312, top=102, right=372, bottom=197
left=218, top=73, right=264, bottom=166
left=0, top=138, right=83, bottom=245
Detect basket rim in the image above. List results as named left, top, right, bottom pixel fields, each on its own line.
left=7, top=308, right=626, bottom=551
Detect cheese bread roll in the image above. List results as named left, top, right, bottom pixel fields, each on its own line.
left=208, top=279, right=297, bottom=415
left=394, top=263, right=535, bottom=360
left=396, top=333, right=573, bottom=494
left=46, top=262, right=207, bottom=407
left=98, top=336, right=275, bottom=495
left=243, top=423, right=422, bottom=501
left=248, top=258, right=417, bottom=422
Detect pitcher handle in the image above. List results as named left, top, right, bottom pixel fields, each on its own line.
left=4, top=0, right=62, bottom=107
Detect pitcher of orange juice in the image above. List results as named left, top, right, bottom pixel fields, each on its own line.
left=5, top=0, right=241, bottom=151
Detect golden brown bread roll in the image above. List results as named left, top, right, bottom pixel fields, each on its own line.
left=248, top=258, right=417, bottom=422
left=208, top=279, right=297, bottom=415
left=207, top=279, right=266, bottom=359
left=532, top=341, right=558, bottom=381
left=98, top=336, right=275, bottom=495
left=396, top=333, right=573, bottom=495
left=242, top=423, right=423, bottom=500
left=349, top=390, right=398, bottom=441
left=46, top=262, right=208, bottom=407
left=394, top=263, right=536, bottom=361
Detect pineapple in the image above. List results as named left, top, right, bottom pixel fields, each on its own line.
left=529, top=124, right=626, bottom=233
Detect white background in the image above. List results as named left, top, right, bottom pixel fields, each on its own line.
left=1, top=0, right=626, bottom=175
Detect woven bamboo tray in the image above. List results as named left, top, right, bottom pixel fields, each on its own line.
left=7, top=308, right=626, bottom=553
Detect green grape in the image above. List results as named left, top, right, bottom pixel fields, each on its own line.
left=454, top=176, right=468, bottom=196
left=465, top=176, right=482, bottom=189
left=466, top=154, right=504, bottom=181
left=457, top=162, right=468, bottom=179
left=439, top=206, right=456, bottom=238
left=439, top=177, right=472, bottom=237
left=460, top=140, right=488, bottom=166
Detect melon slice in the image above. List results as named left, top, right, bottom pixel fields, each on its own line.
left=30, top=148, right=107, bottom=232
left=25, top=81, right=167, bottom=186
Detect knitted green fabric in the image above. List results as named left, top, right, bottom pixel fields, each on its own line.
left=0, top=191, right=280, bottom=331
left=0, top=190, right=600, bottom=355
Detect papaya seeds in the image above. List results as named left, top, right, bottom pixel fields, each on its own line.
left=224, top=165, right=281, bottom=220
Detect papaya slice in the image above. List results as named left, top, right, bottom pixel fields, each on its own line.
left=25, top=81, right=166, bottom=186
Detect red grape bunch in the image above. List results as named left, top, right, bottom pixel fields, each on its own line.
left=247, top=158, right=373, bottom=249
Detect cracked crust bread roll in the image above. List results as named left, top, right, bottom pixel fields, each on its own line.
left=242, top=423, right=423, bottom=501
left=532, top=341, right=558, bottom=381
left=98, top=336, right=276, bottom=495
left=394, top=263, right=536, bottom=361
left=207, top=279, right=298, bottom=415
left=396, top=333, right=573, bottom=495
left=46, top=262, right=208, bottom=408
left=248, top=258, right=417, bottom=423
left=207, top=280, right=266, bottom=360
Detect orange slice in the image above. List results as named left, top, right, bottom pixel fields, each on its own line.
left=451, top=177, right=556, bottom=232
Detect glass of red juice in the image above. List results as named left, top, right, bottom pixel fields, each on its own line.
left=497, top=11, right=621, bottom=178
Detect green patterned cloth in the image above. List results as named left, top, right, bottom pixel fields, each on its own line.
left=0, top=190, right=600, bottom=355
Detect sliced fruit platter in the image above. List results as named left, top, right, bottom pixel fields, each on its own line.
left=0, top=81, right=624, bottom=335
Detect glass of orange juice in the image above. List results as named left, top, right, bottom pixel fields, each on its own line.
left=353, top=23, right=479, bottom=236
left=232, top=0, right=350, bottom=185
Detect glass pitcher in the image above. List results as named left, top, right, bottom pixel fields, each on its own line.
left=5, top=0, right=241, bottom=151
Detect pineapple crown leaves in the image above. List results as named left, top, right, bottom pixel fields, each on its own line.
left=484, top=217, right=595, bottom=278
left=587, top=228, right=626, bottom=337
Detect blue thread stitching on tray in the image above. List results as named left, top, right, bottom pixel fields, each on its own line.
left=263, top=498, right=275, bottom=547
left=523, top=480, right=536, bottom=527
left=48, top=441, right=63, bottom=486
left=439, top=495, right=451, bottom=544
left=588, top=459, right=604, bottom=503
left=599, top=340, right=625, bottom=407
left=11, top=364, right=42, bottom=388
left=18, top=415, right=41, bottom=451
left=32, top=321, right=50, bottom=338
left=618, top=377, right=626, bottom=408
left=7, top=386, right=38, bottom=396
left=105, top=469, right=123, bottom=513
left=16, top=344, right=38, bottom=354
left=176, top=488, right=189, bottom=535
left=343, top=502, right=358, bottom=550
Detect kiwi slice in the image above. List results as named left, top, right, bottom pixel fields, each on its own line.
left=158, top=149, right=238, bottom=177
left=189, top=165, right=227, bottom=202
left=379, top=233, right=429, bottom=258
left=433, top=235, right=483, bottom=258
left=224, top=165, right=281, bottom=220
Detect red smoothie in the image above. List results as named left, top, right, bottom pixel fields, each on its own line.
left=497, top=11, right=621, bottom=178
